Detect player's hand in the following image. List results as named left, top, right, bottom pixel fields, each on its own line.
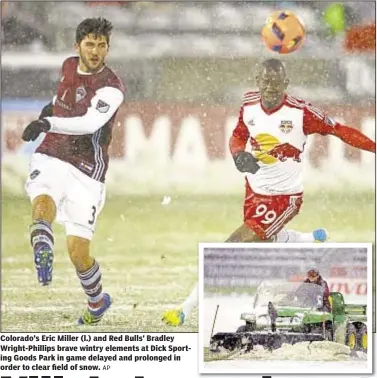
left=22, top=119, right=51, bottom=142
left=233, top=151, right=260, bottom=174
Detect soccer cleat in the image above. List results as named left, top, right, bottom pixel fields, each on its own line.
left=162, top=308, right=185, bottom=326
left=313, top=228, right=328, bottom=243
left=78, top=293, right=112, bottom=325
left=34, top=246, right=53, bottom=285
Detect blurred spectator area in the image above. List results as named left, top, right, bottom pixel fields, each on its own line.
left=2, top=2, right=55, bottom=49
left=1, top=1, right=375, bottom=105
left=2, top=1, right=375, bottom=55
left=1, top=1, right=357, bottom=51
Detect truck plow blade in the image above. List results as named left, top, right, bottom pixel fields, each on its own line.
left=210, top=332, right=326, bottom=352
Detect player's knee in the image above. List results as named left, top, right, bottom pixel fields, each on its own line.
left=67, top=236, right=92, bottom=271
left=225, top=234, right=240, bottom=242
left=226, top=224, right=264, bottom=243
left=32, top=194, right=56, bottom=223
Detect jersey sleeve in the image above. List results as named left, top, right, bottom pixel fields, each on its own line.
left=229, top=106, right=250, bottom=156
left=38, top=102, right=54, bottom=119
left=45, top=86, right=124, bottom=135
left=303, top=105, right=375, bottom=153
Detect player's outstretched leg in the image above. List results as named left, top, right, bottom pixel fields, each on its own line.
left=162, top=283, right=198, bottom=326
left=31, top=220, right=54, bottom=285
left=162, top=225, right=328, bottom=326
left=76, top=259, right=112, bottom=325
left=225, top=224, right=263, bottom=242
left=162, top=309, right=185, bottom=326
left=274, top=228, right=328, bottom=243
left=312, top=228, right=328, bottom=242
left=30, top=195, right=56, bottom=286
left=67, top=236, right=112, bottom=325
left=162, top=225, right=263, bottom=326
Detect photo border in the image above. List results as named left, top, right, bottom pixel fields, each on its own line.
left=198, top=242, right=373, bottom=375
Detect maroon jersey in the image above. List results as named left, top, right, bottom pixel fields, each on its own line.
left=36, top=57, right=125, bottom=183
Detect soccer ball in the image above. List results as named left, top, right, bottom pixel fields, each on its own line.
left=261, top=10, right=305, bottom=54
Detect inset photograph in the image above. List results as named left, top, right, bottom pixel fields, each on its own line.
left=199, top=243, right=372, bottom=375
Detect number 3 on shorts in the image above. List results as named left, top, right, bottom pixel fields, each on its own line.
left=252, top=204, right=277, bottom=224
left=88, top=206, right=97, bottom=225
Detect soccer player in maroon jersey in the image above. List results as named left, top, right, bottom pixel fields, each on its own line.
left=163, top=59, right=375, bottom=326
left=22, top=18, right=125, bottom=325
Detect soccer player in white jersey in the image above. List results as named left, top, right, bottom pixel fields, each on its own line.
left=163, top=58, right=375, bottom=326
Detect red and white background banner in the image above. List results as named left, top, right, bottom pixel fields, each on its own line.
left=203, top=245, right=368, bottom=304
left=2, top=101, right=375, bottom=195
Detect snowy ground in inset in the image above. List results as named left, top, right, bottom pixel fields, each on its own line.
left=201, top=295, right=370, bottom=375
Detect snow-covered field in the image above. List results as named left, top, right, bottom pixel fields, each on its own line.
left=200, top=295, right=371, bottom=375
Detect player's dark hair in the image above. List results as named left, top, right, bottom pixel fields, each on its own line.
left=76, top=17, right=113, bottom=45
left=261, top=58, right=286, bottom=75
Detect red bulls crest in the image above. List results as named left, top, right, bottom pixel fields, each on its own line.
left=279, top=120, right=293, bottom=134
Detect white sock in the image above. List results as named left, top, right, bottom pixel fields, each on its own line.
left=274, top=228, right=315, bottom=243
left=181, top=283, right=198, bottom=319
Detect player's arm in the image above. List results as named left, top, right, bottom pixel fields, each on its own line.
left=21, top=98, right=55, bottom=140
left=230, top=107, right=249, bottom=154
left=229, top=106, right=260, bottom=174
left=38, top=102, right=54, bottom=119
left=46, top=87, right=124, bottom=135
left=303, top=105, right=375, bottom=153
left=322, top=280, right=330, bottom=298
left=38, top=95, right=58, bottom=120
left=22, top=87, right=123, bottom=141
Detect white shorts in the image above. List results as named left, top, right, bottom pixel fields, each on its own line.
left=25, top=153, right=106, bottom=240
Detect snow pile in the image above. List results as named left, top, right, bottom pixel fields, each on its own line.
left=227, top=341, right=352, bottom=361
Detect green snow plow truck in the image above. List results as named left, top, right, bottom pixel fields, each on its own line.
left=210, top=281, right=367, bottom=353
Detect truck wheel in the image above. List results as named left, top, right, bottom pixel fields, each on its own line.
left=357, top=325, right=367, bottom=353
left=345, top=324, right=357, bottom=351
